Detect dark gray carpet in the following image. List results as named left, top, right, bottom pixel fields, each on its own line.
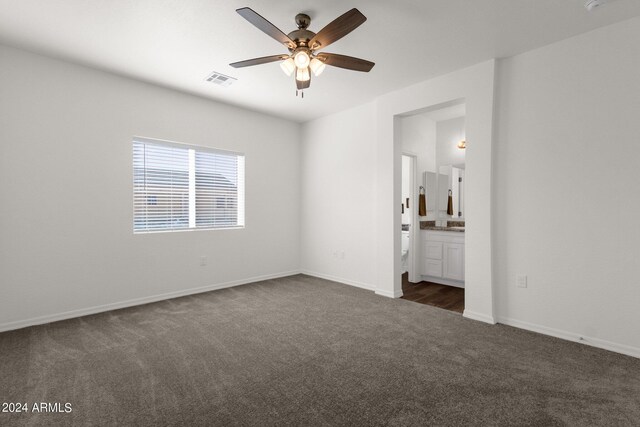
left=1, top=275, right=639, bottom=426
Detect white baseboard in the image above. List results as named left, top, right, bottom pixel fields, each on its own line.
left=375, top=289, right=404, bottom=299
left=300, top=270, right=376, bottom=291
left=301, top=270, right=403, bottom=298
left=0, top=270, right=301, bottom=333
left=463, top=310, right=496, bottom=324
left=497, top=316, right=640, bottom=359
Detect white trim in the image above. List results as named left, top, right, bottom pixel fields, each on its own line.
left=402, top=152, right=419, bottom=284
left=401, top=150, right=420, bottom=157
left=420, top=275, right=465, bottom=288
left=300, top=270, right=375, bottom=291
left=375, top=289, right=404, bottom=299
left=463, top=310, right=496, bottom=324
left=497, top=316, right=640, bottom=359
left=0, top=270, right=300, bottom=333
left=133, top=226, right=245, bottom=235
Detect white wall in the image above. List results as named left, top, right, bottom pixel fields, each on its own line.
left=376, top=62, right=496, bottom=318
left=3, top=15, right=640, bottom=359
left=0, top=44, right=301, bottom=330
left=400, top=115, right=437, bottom=221
left=400, top=114, right=437, bottom=174
left=299, top=102, right=378, bottom=290
left=301, top=61, right=496, bottom=316
left=436, top=117, right=466, bottom=169
left=301, top=15, right=640, bottom=357
left=493, top=17, right=640, bottom=356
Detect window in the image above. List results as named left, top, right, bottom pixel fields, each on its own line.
left=133, top=138, right=245, bottom=233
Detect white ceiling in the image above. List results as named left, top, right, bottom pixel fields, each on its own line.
left=1, top=0, right=639, bottom=123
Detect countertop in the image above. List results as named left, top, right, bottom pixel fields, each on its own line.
left=419, top=221, right=465, bottom=232
left=421, top=226, right=465, bottom=233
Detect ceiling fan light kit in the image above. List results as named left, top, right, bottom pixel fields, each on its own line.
left=309, top=58, right=326, bottom=76
left=296, top=67, right=310, bottom=82
left=230, top=7, right=374, bottom=95
left=280, top=58, right=296, bottom=76
left=294, top=51, right=311, bottom=68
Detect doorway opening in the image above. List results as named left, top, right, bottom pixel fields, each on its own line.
left=398, top=102, right=466, bottom=314
left=400, top=154, right=416, bottom=280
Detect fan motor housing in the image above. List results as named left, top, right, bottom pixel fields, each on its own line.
left=288, top=29, right=315, bottom=48
left=295, top=13, right=311, bottom=29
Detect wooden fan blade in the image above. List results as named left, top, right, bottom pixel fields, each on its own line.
left=309, top=8, right=366, bottom=50
left=316, top=53, right=375, bottom=72
left=296, top=77, right=311, bottom=90
left=230, top=54, right=288, bottom=68
left=236, top=8, right=294, bottom=48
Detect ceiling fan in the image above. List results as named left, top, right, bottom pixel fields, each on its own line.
left=229, top=7, right=375, bottom=94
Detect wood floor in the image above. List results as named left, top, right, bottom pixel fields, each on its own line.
left=401, top=273, right=465, bottom=313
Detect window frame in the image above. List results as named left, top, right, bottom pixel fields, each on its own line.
left=132, top=136, right=245, bottom=234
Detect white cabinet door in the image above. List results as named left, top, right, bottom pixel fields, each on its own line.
left=443, top=243, right=464, bottom=281
left=424, top=241, right=443, bottom=260
left=423, top=260, right=443, bottom=278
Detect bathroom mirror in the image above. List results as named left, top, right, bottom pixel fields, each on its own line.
left=438, top=165, right=465, bottom=219
left=438, top=167, right=449, bottom=215
left=425, top=172, right=437, bottom=213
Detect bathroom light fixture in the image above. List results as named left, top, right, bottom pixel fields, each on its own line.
left=279, top=58, right=295, bottom=76
left=457, top=140, right=466, bottom=150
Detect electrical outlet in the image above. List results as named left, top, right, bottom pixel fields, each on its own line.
left=516, top=274, right=527, bottom=288
left=200, top=256, right=207, bottom=267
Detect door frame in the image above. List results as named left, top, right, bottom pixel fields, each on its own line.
left=374, top=60, right=496, bottom=324
left=402, top=152, right=419, bottom=283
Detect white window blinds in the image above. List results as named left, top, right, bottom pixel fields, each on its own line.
left=133, top=138, right=245, bottom=233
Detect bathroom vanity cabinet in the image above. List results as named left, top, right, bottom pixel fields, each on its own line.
left=421, top=230, right=465, bottom=287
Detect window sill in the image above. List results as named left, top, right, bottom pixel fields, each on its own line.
left=133, top=226, right=245, bottom=235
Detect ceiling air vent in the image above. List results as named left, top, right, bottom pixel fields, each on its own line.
left=205, top=71, right=237, bottom=87
left=585, top=0, right=614, bottom=11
